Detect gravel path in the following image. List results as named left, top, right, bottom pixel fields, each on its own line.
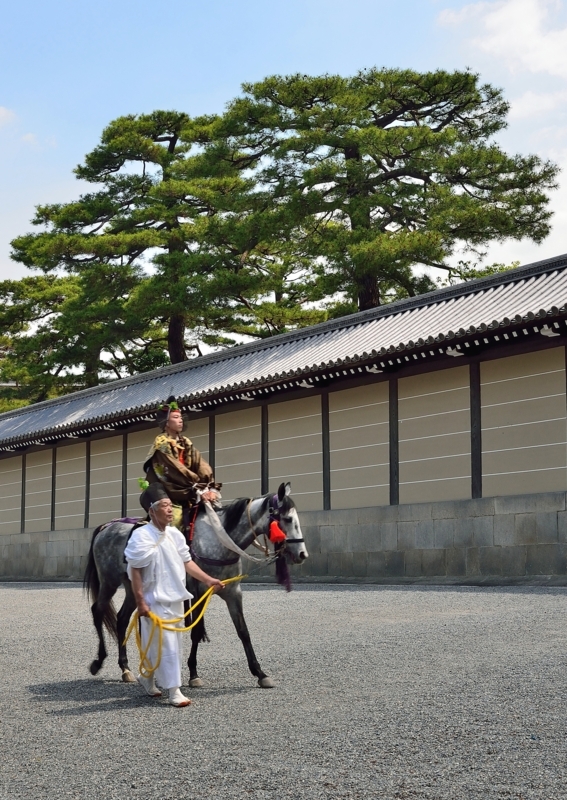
left=0, top=582, right=566, bottom=799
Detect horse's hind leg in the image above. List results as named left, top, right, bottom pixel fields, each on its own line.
left=116, top=581, right=137, bottom=683
left=89, top=582, right=116, bottom=676
left=225, top=589, right=274, bottom=688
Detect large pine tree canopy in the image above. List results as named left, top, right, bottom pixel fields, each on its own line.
left=2, top=68, right=558, bottom=407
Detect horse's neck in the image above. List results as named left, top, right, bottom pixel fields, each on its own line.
left=221, top=496, right=267, bottom=550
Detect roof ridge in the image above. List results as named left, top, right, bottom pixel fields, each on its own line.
left=1, top=251, right=566, bottom=423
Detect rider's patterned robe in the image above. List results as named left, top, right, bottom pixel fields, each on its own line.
left=143, top=434, right=215, bottom=529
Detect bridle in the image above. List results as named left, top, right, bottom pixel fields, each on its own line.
left=247, top=494, right=305, bottom=553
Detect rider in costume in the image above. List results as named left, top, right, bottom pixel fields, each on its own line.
left=143, top=395, right=219, bottom=532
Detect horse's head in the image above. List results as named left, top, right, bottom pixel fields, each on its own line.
left=271, top=482, right=309, bottom=564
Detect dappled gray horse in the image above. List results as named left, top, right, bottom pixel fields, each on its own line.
left=83, top=482, right=308, bottom=688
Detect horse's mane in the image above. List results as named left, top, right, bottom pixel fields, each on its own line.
left=219, top=495, right=271, bottom=533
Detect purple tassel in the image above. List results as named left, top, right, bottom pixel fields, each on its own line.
left=275, top=544, right=292, bottom=592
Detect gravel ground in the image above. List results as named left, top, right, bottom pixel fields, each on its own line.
left=0, top=582, right=566, bottom=800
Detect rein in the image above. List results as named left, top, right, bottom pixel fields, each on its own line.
left=124, top=575, right=246, bottom=677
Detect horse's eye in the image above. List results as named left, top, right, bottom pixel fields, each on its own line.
left=282, top=516, right=293, bottom=523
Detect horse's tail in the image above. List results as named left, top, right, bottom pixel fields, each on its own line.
left=83, top=523, right=118, bottom=641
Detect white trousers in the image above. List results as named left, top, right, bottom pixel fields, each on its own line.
left=140, top=600, right=184, bottom=690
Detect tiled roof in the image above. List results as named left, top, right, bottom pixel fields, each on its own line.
left=1, top=252, right=567, bottom=450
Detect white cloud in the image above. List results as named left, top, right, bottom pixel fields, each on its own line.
left=21, top=133, right=39, bottom=146
left=509, top=89, right=567, bottom=119
left=440, top=0, right=567, bottom=79
left=0, top=106, right=16, bottom=128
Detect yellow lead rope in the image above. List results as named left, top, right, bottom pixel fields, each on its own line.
left=124, top=575, right=246, bottom=678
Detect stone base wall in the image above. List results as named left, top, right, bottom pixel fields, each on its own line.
left=0, top=528, right=93, bottom=581
left=2, top=492, right=567, bottom=582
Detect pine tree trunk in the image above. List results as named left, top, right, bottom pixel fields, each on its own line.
left=168, top=314, right=187, bottom=363
left=358, top=274, right=380, bottom=311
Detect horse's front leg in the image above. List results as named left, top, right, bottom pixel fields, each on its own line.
left=187, top=583, right=209, bottom=688
left=116, top=580, right=137, bottom=683
left=224, top=587, right=274, bottom=688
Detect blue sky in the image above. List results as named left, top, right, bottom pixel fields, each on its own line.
left=1, top=0, right=567, bottom=280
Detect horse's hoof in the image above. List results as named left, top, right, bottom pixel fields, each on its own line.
left=89, top=660, right=101, bottom=676
left=258, top=677, right=275, bottom=688
left=189, top=677, right=204, bottom=688
left=121, top=670, right=136, bottom=683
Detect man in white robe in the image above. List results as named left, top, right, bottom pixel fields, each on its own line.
left=125, top=483, right=223, bottom=707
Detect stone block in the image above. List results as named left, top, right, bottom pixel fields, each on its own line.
left=380, top=522, right=397, bottom=551
left=328, top=552, right=350, bottom=576
left=302, top=525, right=321, bottom=553
left=535, top=512, right=558, bottom=544
left=515, top=514, right=537, bottom=545
left=397, top=521, right=416, bottom=550
left=367, top=551, right=385, bottom=577
left=29, top=531, right=48, bottom=544
left=352, top=552, right=367, bottom=578
left=526, top=544, right=567, bottom=576
left=48, top=529, right=75, bottom=542
left=347, top=524, right=379, bottom=553
left=434, top=518, right=454, bottom=549
left=47, top=539, right=73, bottom=558
left=473, top=516, right=493, bottom=547
left=398, top=503, right=432, bottom=521
left=432, top=500, right=462, bottom=519
left=559, top=511, right=567, bottom=544
left=304, top=553, right=328, bottom=577
left=9, top=533, right=30, bottom=545
left=404, top=549, right=422, bottom=577
left=43, top=557, right=58, bottom=577
left=494, top=492, right=566, bottom=515
left=300, top=509, right=332, bottom=527
left=454, top=518, right=474, bottom=547
left=479, top=547, right=502, bottom=576
left=0, top=558, right=14, bottom=577
left=463, top=497, right=495, bottom=518
left=500, top=546, right=527, bottom=577
left=466, top=547, right=480, bottom=576
left=383, top=550, right=404, bottom=577
left=422, top=549, right=446, bottom=577
left=358, top=505, right=399, bottom=524
left=493, top=515, right=516, bottom=547
left=319, top=526, right=337, bottom=553
left=327, top=509, right=358, bottom=526
left=415, top=519, right=434, bottom=549
left=446, top=547, right=466, bottom=577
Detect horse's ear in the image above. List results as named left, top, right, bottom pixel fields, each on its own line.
left=277, top=482, right=285, bottom=502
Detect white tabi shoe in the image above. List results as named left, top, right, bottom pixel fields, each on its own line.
left=168, top=688, right=191, bottom=707
left=137, top=674, right=162, bottom=697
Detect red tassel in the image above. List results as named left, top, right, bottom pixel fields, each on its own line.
left=269, top=520, right=286, bottom=543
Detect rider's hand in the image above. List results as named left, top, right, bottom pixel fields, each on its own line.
left=201, top=490, right=218, bottom=503
left=207, top=577, right=224, bottom=593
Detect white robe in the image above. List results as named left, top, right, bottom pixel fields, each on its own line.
left=124, top=522, right=193, bottom=689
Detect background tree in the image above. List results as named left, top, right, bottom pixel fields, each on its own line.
left=199, top=68, right=558, bottom=311
left=7, top=68, right=558, bottom=406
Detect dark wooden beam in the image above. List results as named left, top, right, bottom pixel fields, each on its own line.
left=470, top=362, right=482, bottom=499
left=121, top=434, right=128, bottom=517
left=261, top=404, right=269, bottom=494
left=51, top=448, right=57, bottom=531
left=208, top=415, right=215, bottom=473
left=84, top=440, right=91, bottom=529
left=20, top=453, right=26, bottom=535
left=321, top=391, right=331, bottom=510
left=389, top=378, right=399, bottom=505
